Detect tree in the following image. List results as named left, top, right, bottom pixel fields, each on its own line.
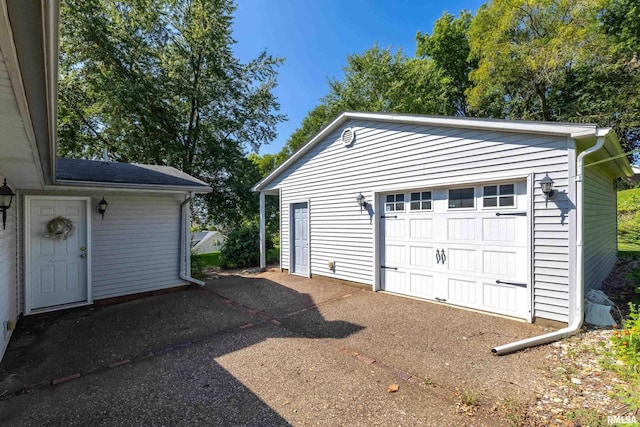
left=468, top=0, right=640, bottom=156
left=58, top=0, right=286, bottom=228
left=416, top=10, right=476, bottom=116
left=278, top=45, right=450, bottom=159
left=468, top=0, right=604, bottom=121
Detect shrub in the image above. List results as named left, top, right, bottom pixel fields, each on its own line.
left=190, top=251, right=206, bottom=280
left=219, top=222, right=272, bottom=269
left=611, top=303, right=640, bottom=370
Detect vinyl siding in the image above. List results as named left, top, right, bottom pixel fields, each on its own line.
left=91, top=194, right=184, bottom=300
left=266, top=119, right=572, bottom=322
left=583, top=163, right=617, bottom=291
left=0, top=190, right=17, bottom=361
left=18, top=192, right=186, bottom=310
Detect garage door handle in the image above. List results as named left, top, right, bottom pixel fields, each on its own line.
left=381, top=265, right=398, bottom=270
left=496, top=280, right=527, bottom=288
left=495, top=212, right=527, bottom=216
left=440, top=249, right=446, bottom=264
left=435, top=249, right=441, bottom=264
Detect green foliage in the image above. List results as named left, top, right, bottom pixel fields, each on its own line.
left=467, top=0, right=640, bottom=157
left=276, top=44, right=450, bottom=166
left=619, top=243, right=640, bottom=259
left=219, top=222, right=272, bottom=269
left=267, top=247, right=280, bottom=264
left=618, top=188, right=640, bottom=250
left=416, top=10, right=476, bottom=116
left=468, top=0, right=604, bottom=121
left=192, top=252, right=221, bottom=268
left=58, top=0, right=286, bottom=230
left=618, top=188, right=640, bottom=212
left=612, top=304, right=640, bottom=369
left=564, top=409, right=606, bottom=426
left=324, top=45, right=449, bottom=116
left=190, top=254, right=205, bottom=280
left=608, top=304, right=640, bottom=409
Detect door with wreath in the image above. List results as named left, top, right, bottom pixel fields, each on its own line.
left=27, top=197, right=89, bottom=311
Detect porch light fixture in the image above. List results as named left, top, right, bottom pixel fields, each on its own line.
left=97, top=197, right=108, bottom=220
left=0, top=179, right=15, bottom=230
left=540, top=174, right=555, bottom=199
left=356, top=193, right=368, bottom=212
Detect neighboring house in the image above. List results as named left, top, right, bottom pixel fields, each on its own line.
left=0, top=1, right=209, bottom=361
left=191, top=230, right=226, bottom=254
left=254, top=111, right=633, bottom=326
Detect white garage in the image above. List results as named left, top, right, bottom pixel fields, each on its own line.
left=254, top=112, right=633, bottom=328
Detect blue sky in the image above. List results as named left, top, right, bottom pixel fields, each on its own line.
left=232, top=0, right=486, bottom=155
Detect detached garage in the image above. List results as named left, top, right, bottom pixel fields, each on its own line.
left=254, top=112, right=633, bottom=329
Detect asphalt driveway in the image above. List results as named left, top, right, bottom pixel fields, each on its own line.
left=0, top=271, right=552, bottom=426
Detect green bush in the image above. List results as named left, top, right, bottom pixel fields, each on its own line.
left=219, top=222, right=272, bottom=269
left=611, top=303, right=640, bottom=369
left=191, top=252, right=205, bottom=280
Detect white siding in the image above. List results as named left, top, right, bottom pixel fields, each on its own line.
left=266, top=119, right=572, bottom=322
left=0, top=186, right=17, bottom=360
left=583, top=163, right=617, bottom=291
left=91, top=193, right=184, bottom=300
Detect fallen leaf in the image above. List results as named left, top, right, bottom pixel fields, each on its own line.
left=387, top=384, right=399, bottom=393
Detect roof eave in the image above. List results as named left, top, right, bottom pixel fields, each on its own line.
left=53, top=179, right=212, bottom=193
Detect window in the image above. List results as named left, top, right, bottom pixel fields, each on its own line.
left=448, top=188, right=475, bottom=209
left=385, top=193, right=405, bottom=212
left=410, top=191, right=432, bottom=211
left=483, top=184, right=515, bottom=208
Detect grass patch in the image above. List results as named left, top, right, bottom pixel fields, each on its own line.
left=618, top=188, right=640, bottom=212
left=192, top=251, right=221, bottom=268
left=565, top=408, right=607, bottom=426
left=619, top=243, right=640, bottom=259
left=500, top=396, right=525, bottom=427
left=618, top=188, right=640, bottom=251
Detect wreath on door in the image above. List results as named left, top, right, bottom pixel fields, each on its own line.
left=45, top=216, right=75, bottom=241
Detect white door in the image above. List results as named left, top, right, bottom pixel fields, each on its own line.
left=292, top=202, right=309, bottom=275
left=381, top=181, right=530, bottom=319
left=29, top=198, right=89, bottom=310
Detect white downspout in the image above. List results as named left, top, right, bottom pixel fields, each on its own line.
left=180, top=192, right=205, bottom=286
left=492, top=132, right=607, bottom=355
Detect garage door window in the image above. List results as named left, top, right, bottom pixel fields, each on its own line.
left=483, top=184, right=515, bottom=208
left=385, top=193, right=405, bottom=212
left=410, top=191, right=432, bottom=211
left=448, top=188, right=475, bottom=209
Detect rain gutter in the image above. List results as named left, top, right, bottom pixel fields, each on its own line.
left=492, top=132, right=607, bottom=355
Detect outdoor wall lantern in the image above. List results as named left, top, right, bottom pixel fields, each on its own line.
left=356, top=193, right=368, bottom=212
left=540, top=174, right=555, bottom=199
left=97, top=197, right=108, bottom=220
left=0, top=178, right=15, bottom=230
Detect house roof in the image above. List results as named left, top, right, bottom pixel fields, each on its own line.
left=253, top=111, right=634, bottom=191
left=56, top=158, right=211, bottom=192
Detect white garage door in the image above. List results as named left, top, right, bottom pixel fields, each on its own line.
left=381, top=181, right=530, bottom=319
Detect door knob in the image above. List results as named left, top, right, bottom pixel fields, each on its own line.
left=80, top=254, right=86, bottom=258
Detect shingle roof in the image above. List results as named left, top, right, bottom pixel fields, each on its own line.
left=56, top=158, right=210, bottom=191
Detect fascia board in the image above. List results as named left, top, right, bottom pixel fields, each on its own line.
left=50, top=180, right=212, bottom=193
